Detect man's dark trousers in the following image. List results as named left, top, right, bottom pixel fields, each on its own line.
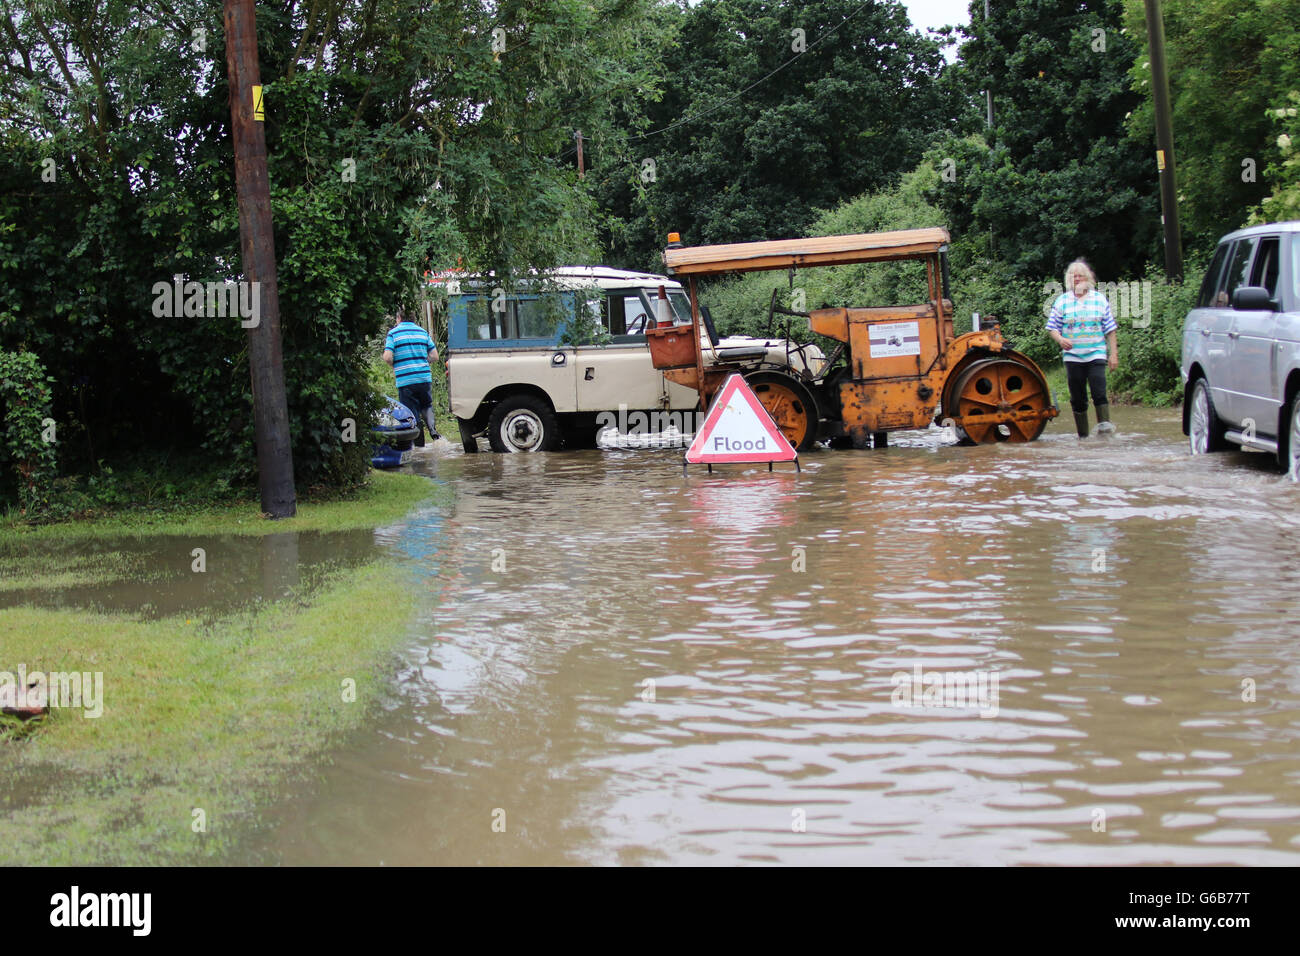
left=398, top=381, right=436, bottom=446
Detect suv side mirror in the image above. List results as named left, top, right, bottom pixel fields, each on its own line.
left=1232, top=286, right=1276, bottom=311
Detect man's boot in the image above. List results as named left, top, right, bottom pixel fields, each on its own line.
left=1073, top=410, right=1090, bottom=438
left=425, top=408, right=441, bottom=441
left=1095, top=403, right=1115, bottom=435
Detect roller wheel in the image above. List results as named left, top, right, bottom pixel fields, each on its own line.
left=744, top=371, right=819, bottom=452
left=943, top=355, right=1052, bottom=444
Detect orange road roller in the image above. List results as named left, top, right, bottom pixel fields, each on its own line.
left=646, top=227, right=1058, bottom=450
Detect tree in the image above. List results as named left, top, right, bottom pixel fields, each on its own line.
left=591, top=0, right=953, bottom=270
left=0, top=0, right=657, bottom=489
left=935, top=0, right=1157, bottom=280
left=1123, top=0, right=1300, bottom=251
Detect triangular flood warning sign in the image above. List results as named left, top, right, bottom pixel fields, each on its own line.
left=685, top=374, right=797, bottom=464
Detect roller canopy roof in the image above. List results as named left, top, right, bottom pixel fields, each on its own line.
left=663, top=228, right=951, bottom=277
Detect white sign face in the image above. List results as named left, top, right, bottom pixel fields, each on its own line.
left=685, top=374, right=797, bottom=463
left=869, top=321, right=921, bottom=357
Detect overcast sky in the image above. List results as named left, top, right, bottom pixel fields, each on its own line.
left=901, top=0, right=971, bottom=32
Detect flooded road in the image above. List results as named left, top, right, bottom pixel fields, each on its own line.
left=244, top=408, right=1300, bottom=864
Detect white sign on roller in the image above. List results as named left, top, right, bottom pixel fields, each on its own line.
left=868, top=320, right=921, bottom=357
left=685, top=374, right=797, bottom=464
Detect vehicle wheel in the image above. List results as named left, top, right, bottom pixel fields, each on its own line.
left=941, top=354, right=1053, bottom=443
left=1282, top=393, right=1300, bottom=480
left=1188, top=378, right=1228, bottom=455
left=744, top=371, right=819, bottom=452
left=456, top=417, right=479, bottom=454
left=487, top=395, right=560, bottom=453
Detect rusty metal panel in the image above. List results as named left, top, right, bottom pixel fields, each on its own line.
left=809, top=307, right=849, bottom=341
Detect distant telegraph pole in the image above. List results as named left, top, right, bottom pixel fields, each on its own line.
left=224, top=0, right=296, bottom=517
left=983, top=0, right=993, bottom=130
left=1143, top=0, right=1184, bottom=281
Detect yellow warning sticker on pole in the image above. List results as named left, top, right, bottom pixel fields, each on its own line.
left=1156, top=149, right=1165, bottom=172
left=252, top=85, right=264, bottom=121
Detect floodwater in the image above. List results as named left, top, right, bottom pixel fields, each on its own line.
left=228, top=406, right=1300, bottom=865
left=0, top=529, right=380, bottom=618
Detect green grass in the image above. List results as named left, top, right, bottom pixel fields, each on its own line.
left=0, top=561, right=419, bottom=863
left=0, top=470, right=436, bottom=543
left=0, top=470, right=450, bottom=864
left=1043, top=362, right=1068, bottom=410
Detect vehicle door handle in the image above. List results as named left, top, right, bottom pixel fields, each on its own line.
left=584, top=367, right=595, bottom=381
left=1227, top=331, right=1239, bottom=339
left=1200, top=328, right=1210, bottom=336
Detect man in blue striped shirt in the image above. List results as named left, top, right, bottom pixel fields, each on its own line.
left=383, top=310, right=441, bottom=445
left=1046, top=259, right=1119, bottom=438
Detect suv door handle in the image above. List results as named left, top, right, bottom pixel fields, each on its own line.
left=584, top=367, right=595, bottom=381
left=1200, top=328, right=1210, bottom=336
left=1227, top=331, right=1239, bottom=339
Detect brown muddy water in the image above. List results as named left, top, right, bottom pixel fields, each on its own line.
left=220, top=406, right=1300, bottom=865
left=0, top=530, right=380, bottom=618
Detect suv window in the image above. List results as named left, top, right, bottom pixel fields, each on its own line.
left=1249, top=236, right=1280, bottom=298
left=1197, top=243, right=1230, bottom=308
left=1221, top=236, right=1259, bottom=306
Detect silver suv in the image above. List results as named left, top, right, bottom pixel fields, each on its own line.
left=1181, top=221, right=1300, bottom=477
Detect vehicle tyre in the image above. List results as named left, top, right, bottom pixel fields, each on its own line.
left=744, top=371, right=819, bottom=452
left=456, top=417, right=479, bottom=454
left=1282, top=392, right=1300, bottom=480
left=1188, top=377, right=1228, bottom=455
left=487, top=395, right=561, bottom=453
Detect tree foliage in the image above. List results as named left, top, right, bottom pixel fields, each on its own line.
left=592, top=0, right=953, bottom=270
left=1123, top=0, right=1300, bottom=250
left=934, top=0, right=1156, bottom=279
left=0, top=0, right=657, bottom=490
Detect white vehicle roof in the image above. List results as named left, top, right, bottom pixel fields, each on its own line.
left=429, top=266, right=684, bottom=294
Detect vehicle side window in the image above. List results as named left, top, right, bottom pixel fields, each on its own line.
left=1293, top=236, right=1300, bottom=305
left=1249, top=236, right=1280, bottom=297
left=464, top=296, right=559, bottom=341
left=1198, top=243, right=1230, bottom=308
left=1221, top=236, right=1258, bottom=306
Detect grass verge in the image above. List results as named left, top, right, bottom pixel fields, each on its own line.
left=0, top=470, right=435, bottom=543
left=0, top=471, right=448, bottom=864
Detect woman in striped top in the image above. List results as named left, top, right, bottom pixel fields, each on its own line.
left=1046, top=259, right=1118, bottom=438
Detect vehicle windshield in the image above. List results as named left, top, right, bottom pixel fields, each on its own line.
left=635, top=289, right=693, bottom=326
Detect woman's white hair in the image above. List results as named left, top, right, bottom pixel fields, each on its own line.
left=1064, top=259, right=1096, bottom=289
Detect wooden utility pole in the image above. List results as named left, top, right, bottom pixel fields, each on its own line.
left=1144, top=0, right=1183, bottom=281
left=224, top=0, right=296, bottom=517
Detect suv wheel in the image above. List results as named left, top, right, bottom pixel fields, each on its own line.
left=1285, top=394, right=1300, bottom=481
left=488, top=395, right=560, bottom=452
left=1188, top=378, right=1227, bottom=455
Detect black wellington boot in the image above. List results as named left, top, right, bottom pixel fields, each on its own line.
left=1073, top=411, right=1090, bottom=438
